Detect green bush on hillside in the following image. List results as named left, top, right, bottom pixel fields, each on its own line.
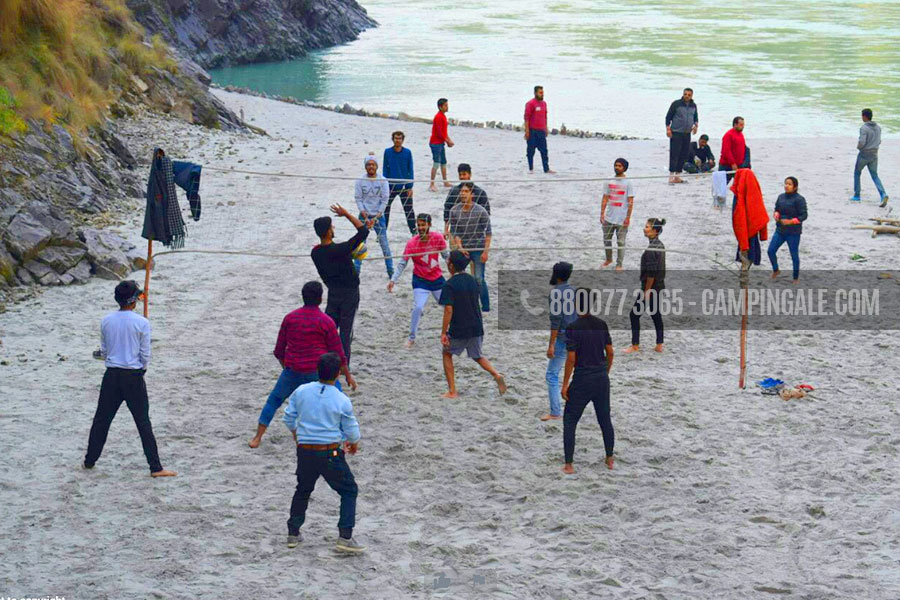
left=0, top=0, right=177, bottom=138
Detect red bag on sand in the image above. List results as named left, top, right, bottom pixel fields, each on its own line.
left=731, top=168, right=769, bottom=251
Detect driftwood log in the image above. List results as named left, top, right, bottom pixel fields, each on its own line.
left=852, top=224, right=900, bottom=238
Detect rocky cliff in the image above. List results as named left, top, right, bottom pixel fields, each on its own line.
left=126, top=0, right=377, bottom=68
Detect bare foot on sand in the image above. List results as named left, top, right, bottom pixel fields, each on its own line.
left=248, top=436, right=261, bottom=448
left=442, top=391, right=459, bottom=399
left=540, top=414, right=561, bottom=421
left=429, top=184, right=438, bottom=192
left=443, top=181, right=453, bottom=188
left=151, top=469, right=177, bottom=478
left=496, top=375, right=508, bottom=395
left=792, top=279, right=799, bottom=285
left=562, top=463, right=575, bottom=474
left=605, top=456, right=614, bottom=470
left=546, top=170, right=557, bottom=175
left=771, top=270, right=780, bottom=280
left=615, top=265, right=624, bottom=272
left=405, top=339, right=415, bottom=349
left=601, top=260, right=612, bottom=268
left=624, top=345, right=640, bottom=354
left=654, top=343, right=664, bottom=353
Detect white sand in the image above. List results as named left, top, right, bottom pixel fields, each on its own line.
left=1, top=90, right=899, bottom=598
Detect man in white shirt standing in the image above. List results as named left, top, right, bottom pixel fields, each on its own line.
left=600, top=158, right=634, bottom=272
left=354, top=155, right=394, bottom=278
left=84, top=281, right=176, bottom=477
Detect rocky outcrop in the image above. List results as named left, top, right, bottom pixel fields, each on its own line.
left=126, top=0, right=377, bottom=69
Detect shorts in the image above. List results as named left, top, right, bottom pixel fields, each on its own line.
left=442, top=335, right=483, bottom=360
left=430, top=143, right=447, bottom=167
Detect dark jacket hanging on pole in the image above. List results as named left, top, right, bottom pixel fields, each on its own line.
left=142, top=149, right=203, bottom=248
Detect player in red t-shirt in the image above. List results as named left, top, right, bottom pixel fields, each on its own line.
left=524, top=86, right=556, bottom=174
left=388, top=213, right=450, bottom=347
left=429, top=98, right=455, bottom=192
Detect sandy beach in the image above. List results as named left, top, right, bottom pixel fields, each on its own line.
left=1, top=90, right=899, bottom=599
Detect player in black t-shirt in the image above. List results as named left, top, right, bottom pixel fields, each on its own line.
left=311, top=204, right=370, bottom=362
left=625, top=218, right=666, bottom=354
left=439, top=250, right=507, bottom=398
left=561, top=291, right=615, bottom=474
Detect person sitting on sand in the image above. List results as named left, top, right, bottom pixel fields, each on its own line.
left=388, top=213, right=450, bottom=348
left=83, top=280, right=176, bottom=477
left=311, top=204, right=369, bottom=362
left=543, top=261, right=577, bottom=421
left=767, top=176, right=807, bottom=283
left=439, top=250, right=507, bottom=398
left=561, top=288, right=615, bottom=474
left=283, top=353, right=365, bottom=554
left=600, top=157, right=634, bottom=272
left=429, top=98, right=454, bottom=192
left=685, top=134, right=716, bottom=173
left=249, top=281, right=357, bottom=448
left=625, top=218, right=666, bottom=354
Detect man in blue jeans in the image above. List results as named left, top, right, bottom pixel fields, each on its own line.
left=851, top=108, right=889, bottom=207
left=543, top=262, right=577, bottom=421
left=447, top=183, right=492, bottom=311
left=768, top=176, right=807, bottom=282
left=283, top=352, right=365, bottom=554
left=249, top=281, right=356, bottom=448
left=354, top=155, right=394, bottom=278
left=524, top=85, right=556, bottom=174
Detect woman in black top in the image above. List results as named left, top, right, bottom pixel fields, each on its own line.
left=625, top=218, right=666, bottom=354
left=767, top=176, right=807, bottom=282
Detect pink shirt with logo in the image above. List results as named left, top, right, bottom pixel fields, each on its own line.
left=524, top=98, right=548, bottom=131
left=403, top=231, right=448, bottom=281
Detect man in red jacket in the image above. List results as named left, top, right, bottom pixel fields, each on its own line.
left=720, top=116, right=746, bottom=182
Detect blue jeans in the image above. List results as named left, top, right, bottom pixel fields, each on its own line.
left=259, top=368, right=341, bottom=426
left=354, top=214, right=393, bottom=276
left=545, top=337, right=567, bottom=416
left=468, top=250, right=490, bottom=311
left=767, top=230, right=801, bottom=280
left=854, top=153, right=887, bottom=199
left=526, top=129, right=549, bottom=172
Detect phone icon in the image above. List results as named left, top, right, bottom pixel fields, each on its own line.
left=519, top=289, right=544, bottom=316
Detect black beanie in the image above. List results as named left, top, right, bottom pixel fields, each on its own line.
left=615, top=157, right=629, bottom=171
left=550, top=261, right=573, bottom=285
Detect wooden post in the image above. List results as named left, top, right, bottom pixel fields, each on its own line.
left=143, top=239, right=152, bottom=318
left=738, top=258, right=750, bottom=389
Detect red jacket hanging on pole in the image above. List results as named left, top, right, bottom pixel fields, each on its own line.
left=731, top=168, right=769, bottom=251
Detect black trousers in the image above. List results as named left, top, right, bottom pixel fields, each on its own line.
left=563, top=369, right=614, bottom=463
left=385, top=187, right=416, bottom=235
left=287, top=446, right=358, bottom=536
left=325, top=286, right=360, bottom=363
left=669, top=131, right=691, bottom=173
left=630, top=293, right=664, bottom=346
left=85, top=367, right=162, bottom=472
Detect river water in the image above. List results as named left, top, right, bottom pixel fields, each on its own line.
left=210, top=0, right=899, bottom=138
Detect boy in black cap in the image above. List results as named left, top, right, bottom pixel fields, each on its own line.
left=311, top=204, right=370, bottom=362
left=83, top=281, right=176, bottom=477
left=439, top=250, right=507, bottom=398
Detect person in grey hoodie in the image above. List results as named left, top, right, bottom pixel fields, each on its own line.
left=665, top=88, right=699, bottom=183
left=852, top=108, right=889, bottom=207
left=354, top=155, right=393, bottom=277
